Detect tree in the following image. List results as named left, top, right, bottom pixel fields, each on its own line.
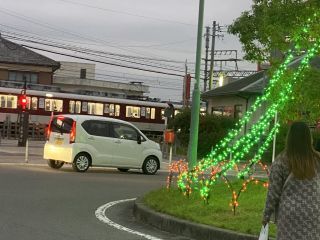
left=228, top=0, right=320, bottom=62
left=228, top=0, right=320, bottom=123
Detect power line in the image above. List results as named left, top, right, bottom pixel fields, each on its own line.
left=0, top=7, right=177, bottom=60
left=3, top=34, right=186, bottom=73
left=0, top=28, right=188, bottom=65
left=55, top=0, right=196, bottom=27
left=20, top=43, right=186, bottom=77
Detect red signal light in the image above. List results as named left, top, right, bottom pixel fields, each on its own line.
left=19, top=95, right=28, bottom=109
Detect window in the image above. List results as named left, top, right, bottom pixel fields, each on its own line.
left=161, top=109, right=165, bottom=120
left=50, top=117, right=74, bottom=134
left=146, top=107, right=156, bottom=119
left=8, top=71, right=38, bottom=84
left=0, top=95, right=17, bottom=109
left=234, top=105, right=243, bottom=118
left=80, top=69, right=86, bottom=79
left=45, top=99, right=63, bottom=112
left=88, top=102, right=103, bottom=115
left=69, top=101, right=81, bottom=113
left=112, top=123, right=138, bottom=141
left=211, top=106, right=233, bottom=116
left=126, top=106, right=140, bottom=118
left=109, top=104, right=115, bottom=116
left=82, top=120, right=110, bottom=137
left=26, top=97, right=38, bottom=110
left=106, top=104, right=120, bottom=116
left=115, top=105, right=120, bottom=117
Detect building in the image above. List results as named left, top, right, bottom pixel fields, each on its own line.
left=202, top=71, right=266, bottom=119
left=0, top=36, right=60, bottom=90
left=54, top=61, right=150, bottom=98
left=202, top=55, right=320, bottom=131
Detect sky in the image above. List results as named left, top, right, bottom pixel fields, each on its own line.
left=0, top=0, right=254, bottom=101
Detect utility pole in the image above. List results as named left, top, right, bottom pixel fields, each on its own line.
left=209, top=21, right=217, bottom=90
left=187, top=0, right=205, bottom=170
left=182, top=59, right=188, bottom=107
left=203, top=26, right=210, bottom=92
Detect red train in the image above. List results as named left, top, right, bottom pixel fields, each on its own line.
left=0, top=87, right=181, bottom=135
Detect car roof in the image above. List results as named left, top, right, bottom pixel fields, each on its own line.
left=53, top=114, right=135, bottom=126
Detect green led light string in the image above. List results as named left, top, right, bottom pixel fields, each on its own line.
left=196, top=39, right=320, bottom=201
left=194, top=12, right=320, bottom=172
left=177, top=16, right=320, bottom=198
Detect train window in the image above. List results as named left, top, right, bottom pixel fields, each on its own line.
left=82, top=102, right=88, bottom=112
left=141, top=107, right=146, bottom=117
left=151, top=108, right=156, bottom=119
left=0, top=95, right=17, bottom=109
left=126, top=106, right=140, bottom=118
left=75, top=101, right=81, bottom=113
left=146, top=108, right=156, bottom=119
left=88, top=102, right=103, bottom=115
left=109, top=104, right=115, bottom=116
left=27, top=97, right=38, bottom=110
left=161, top=109, right=165, bottom=120
left=45, top=99, right=63, bottom=112
left=115, top=105, right=120, bottom=117
left=69, top=101, right=81, bottom=114
left=69, top=101, right=74, bottom=113
left=104, top=104, right=110, bottom=114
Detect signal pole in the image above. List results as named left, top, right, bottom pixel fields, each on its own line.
left=187, top=0, right=205, bottom=170
left=18, top=76, right=29, bottom=147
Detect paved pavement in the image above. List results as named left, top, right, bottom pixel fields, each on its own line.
left=0, top=139, right=172, bottom=170
left=0, top=139, right=269, bottom=178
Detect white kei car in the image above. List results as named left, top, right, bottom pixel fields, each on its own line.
left=43, top=115, right=162, bottom=174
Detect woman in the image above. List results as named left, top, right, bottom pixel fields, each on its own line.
left=263, top=121, right=320, bottom=240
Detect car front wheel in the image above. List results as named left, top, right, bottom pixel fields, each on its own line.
left=73, top=153, right=91, bottom=172
left=47, top=160, right=64, bottom=169
left=142, top=156, right=159, bottom=175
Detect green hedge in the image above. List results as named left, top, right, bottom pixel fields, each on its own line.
left=168, top=108, right=235, bottom=159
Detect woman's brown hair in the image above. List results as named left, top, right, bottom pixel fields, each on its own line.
left=286, top=121, right=319, bottom=180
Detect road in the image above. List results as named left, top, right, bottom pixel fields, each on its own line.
left=0, top=164, right=191, bottom=240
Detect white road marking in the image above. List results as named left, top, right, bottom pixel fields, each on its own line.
left=95, top=198, right=163, bottom=240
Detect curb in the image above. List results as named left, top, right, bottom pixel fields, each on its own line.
left=133, top=197, right=274, bottom=240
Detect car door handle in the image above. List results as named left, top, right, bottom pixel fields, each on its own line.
left=88, top=136, right=95, bottom=140
left=114, top=140, right=122, bottom=144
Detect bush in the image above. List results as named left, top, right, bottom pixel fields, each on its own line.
left=168, top=108, right=235, bottom=159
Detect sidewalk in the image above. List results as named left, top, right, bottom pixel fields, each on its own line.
left=0, top=139, right=45, bottom=164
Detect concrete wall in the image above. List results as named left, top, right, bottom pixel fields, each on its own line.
left=55, top=61, right=95, bottom=79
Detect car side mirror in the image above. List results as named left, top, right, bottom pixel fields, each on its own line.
left=137, top=135, right=142, bottom=144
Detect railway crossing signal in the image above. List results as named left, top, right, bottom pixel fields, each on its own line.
left=19, top=94, right=28, bottom=110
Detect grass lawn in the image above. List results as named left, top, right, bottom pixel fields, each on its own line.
left=143, top=180, right=276, bottom=237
